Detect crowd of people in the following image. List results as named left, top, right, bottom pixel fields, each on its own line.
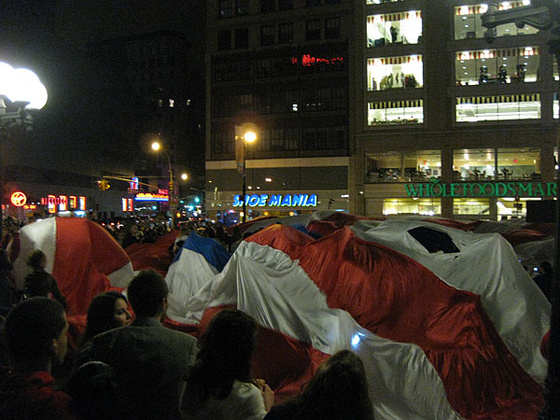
left=0, top=265, right=375, bottom=420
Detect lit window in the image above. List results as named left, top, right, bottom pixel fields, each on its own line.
left=455, top=46, right=539, bottom=86
left=367, top=55, right=423, bottom=91
left=453, top=3, right=538, bottom=40
left=368, top=100, right=424, bottom=126
left=367, top=11, right=422, bottom=47
left=456, top=94, right=541, bottom=122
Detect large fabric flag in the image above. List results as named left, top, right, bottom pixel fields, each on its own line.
left=12, top=217, right=134, bottom=315
left=165, top=219, right=548, bottom=419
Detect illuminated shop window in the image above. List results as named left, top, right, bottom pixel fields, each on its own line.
left=453, top=198, right=490, bottom=215
left=454, top=2, right=538, bottom=40
left=366, top=150, right=440, bottom=183
left=368, top=100, right=423, bottom=126
left=455, top=47, right=539, bottom=86
left=367, top=11, right=422, bottom=47
left=383, top=198, right=441, bottom=216
left=452, top=147, right=540, bottom=181
left=497, top=197, right=536, bottom=218
left=456, top=94, right=540, bottom=122
left=367, top=55, right=423, bottom=91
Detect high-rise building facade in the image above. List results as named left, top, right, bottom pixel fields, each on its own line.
left=207, top=0, right=558, bottom=223
left=205, top=0, right=354, bottom=224
left=355, top=0, right=557, bottom=220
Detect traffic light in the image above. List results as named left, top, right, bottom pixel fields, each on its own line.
left=97, top=179, right=111, bottom=191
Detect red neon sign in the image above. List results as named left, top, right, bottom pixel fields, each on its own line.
left=292, top=55, right=344, bottom=66
left=10, top=192, right=27, bottom=207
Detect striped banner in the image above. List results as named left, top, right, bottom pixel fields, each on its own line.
left=368, top=55, right=423, bottom=65
left=456, top=94, right=540, bottom=104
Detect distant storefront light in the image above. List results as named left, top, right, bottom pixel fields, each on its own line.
left=40, top=194, right=86, bottom=213
left=135, top=193, right=169, bottom=202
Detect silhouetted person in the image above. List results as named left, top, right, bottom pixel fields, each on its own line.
left=24, top=250, right=68, bottom=311
left=0, top=297, right=73, bottom=420
left=180, top=309, right=274, bottom=420
left=67, top=361, right=128, bottom=420
left=90, top=269, right=197, bottom=420
left=264, top=350, right=375, bottom=420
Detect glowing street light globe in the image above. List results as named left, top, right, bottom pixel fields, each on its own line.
left=0, top=61, right=48, bottom=110
left=244, top=130, right=257, bottom=143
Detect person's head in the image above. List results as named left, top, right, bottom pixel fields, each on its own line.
left=2, top=297, right=68, bottom=372
left=292, top=350, right=374, bottom=420
left=198, top=309, right=257, bottom=376
left=540, top=261, right=553, bottom=274
left=127, top=270, right=168, bottom=319
left=26, top=249, right=46, bottom=270
left=83, top=292, right=131, bottom=342
left=67, top=361, right=125, bottom=420
left=185, top=309, right=258, bottom=408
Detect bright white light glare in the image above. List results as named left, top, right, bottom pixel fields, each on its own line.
left=0, top=61, right=48, bottom=109
left=244, top=131, right=257, bottom=142
left=351, top=333, right=361, bottom=348
left=151, top=142, right=161, bottom=151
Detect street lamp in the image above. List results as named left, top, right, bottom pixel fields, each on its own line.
left=235, top=124, right=257, bottom=223
left=151, top=140, right=179, bottom=228
left=0, top=61, right=47, bottom=233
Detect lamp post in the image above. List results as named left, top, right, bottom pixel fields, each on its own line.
left=482, top=4, right=560, bottom=419
left=235, top=124, right=257, bottom=223
left=151, top=141, right=184, bottom=228
left=0, top=61, right=47, bottom=235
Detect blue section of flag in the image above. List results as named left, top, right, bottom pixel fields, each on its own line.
left=178, top=232, right=231, bottom=271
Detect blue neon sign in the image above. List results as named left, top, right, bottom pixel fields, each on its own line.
left=233, top=193, right=318, bottom=208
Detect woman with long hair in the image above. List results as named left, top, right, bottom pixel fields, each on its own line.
left=75, top=291, right=132, bottom=368
left=264, top=350, right=375, bottom=420
left=180, top=309, right=274, bottom=420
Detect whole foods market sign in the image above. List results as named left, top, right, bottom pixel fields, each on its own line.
left=233, top=193, right=318, bottom=207
left=404, top=180, right=557, bottom=198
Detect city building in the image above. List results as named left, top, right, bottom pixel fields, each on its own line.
left=206, top=0, right=558, bottom=223
left=354, top=0, right=557, bottom=220
left=0, top=2, right=206, bottom=222
left=205, top=0, right=353, bottom=225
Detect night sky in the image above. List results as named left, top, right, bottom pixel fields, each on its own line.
left=0, top=1, right=206, bottom=181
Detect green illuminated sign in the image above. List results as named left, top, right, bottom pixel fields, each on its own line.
left=404, top=180, right=557, bottom=198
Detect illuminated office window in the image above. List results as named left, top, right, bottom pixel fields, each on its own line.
left=367, top=55, right=423, bottom=91
left=367, top=11, right=422, bottom=47
left=455, top=47, right=539, bottom=86
left=368, top=100, right=423, bottom=126
left=454, top=2, right=538, bottom=40
left=555, top=93, right=559, bottom=119
left=456, top=94, right=540, bottom=122
left=452, top=147, right=540, bottom=181
left=366, top=150, right=439, bottom=182
left=383, top=198, right=441, bottom=216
